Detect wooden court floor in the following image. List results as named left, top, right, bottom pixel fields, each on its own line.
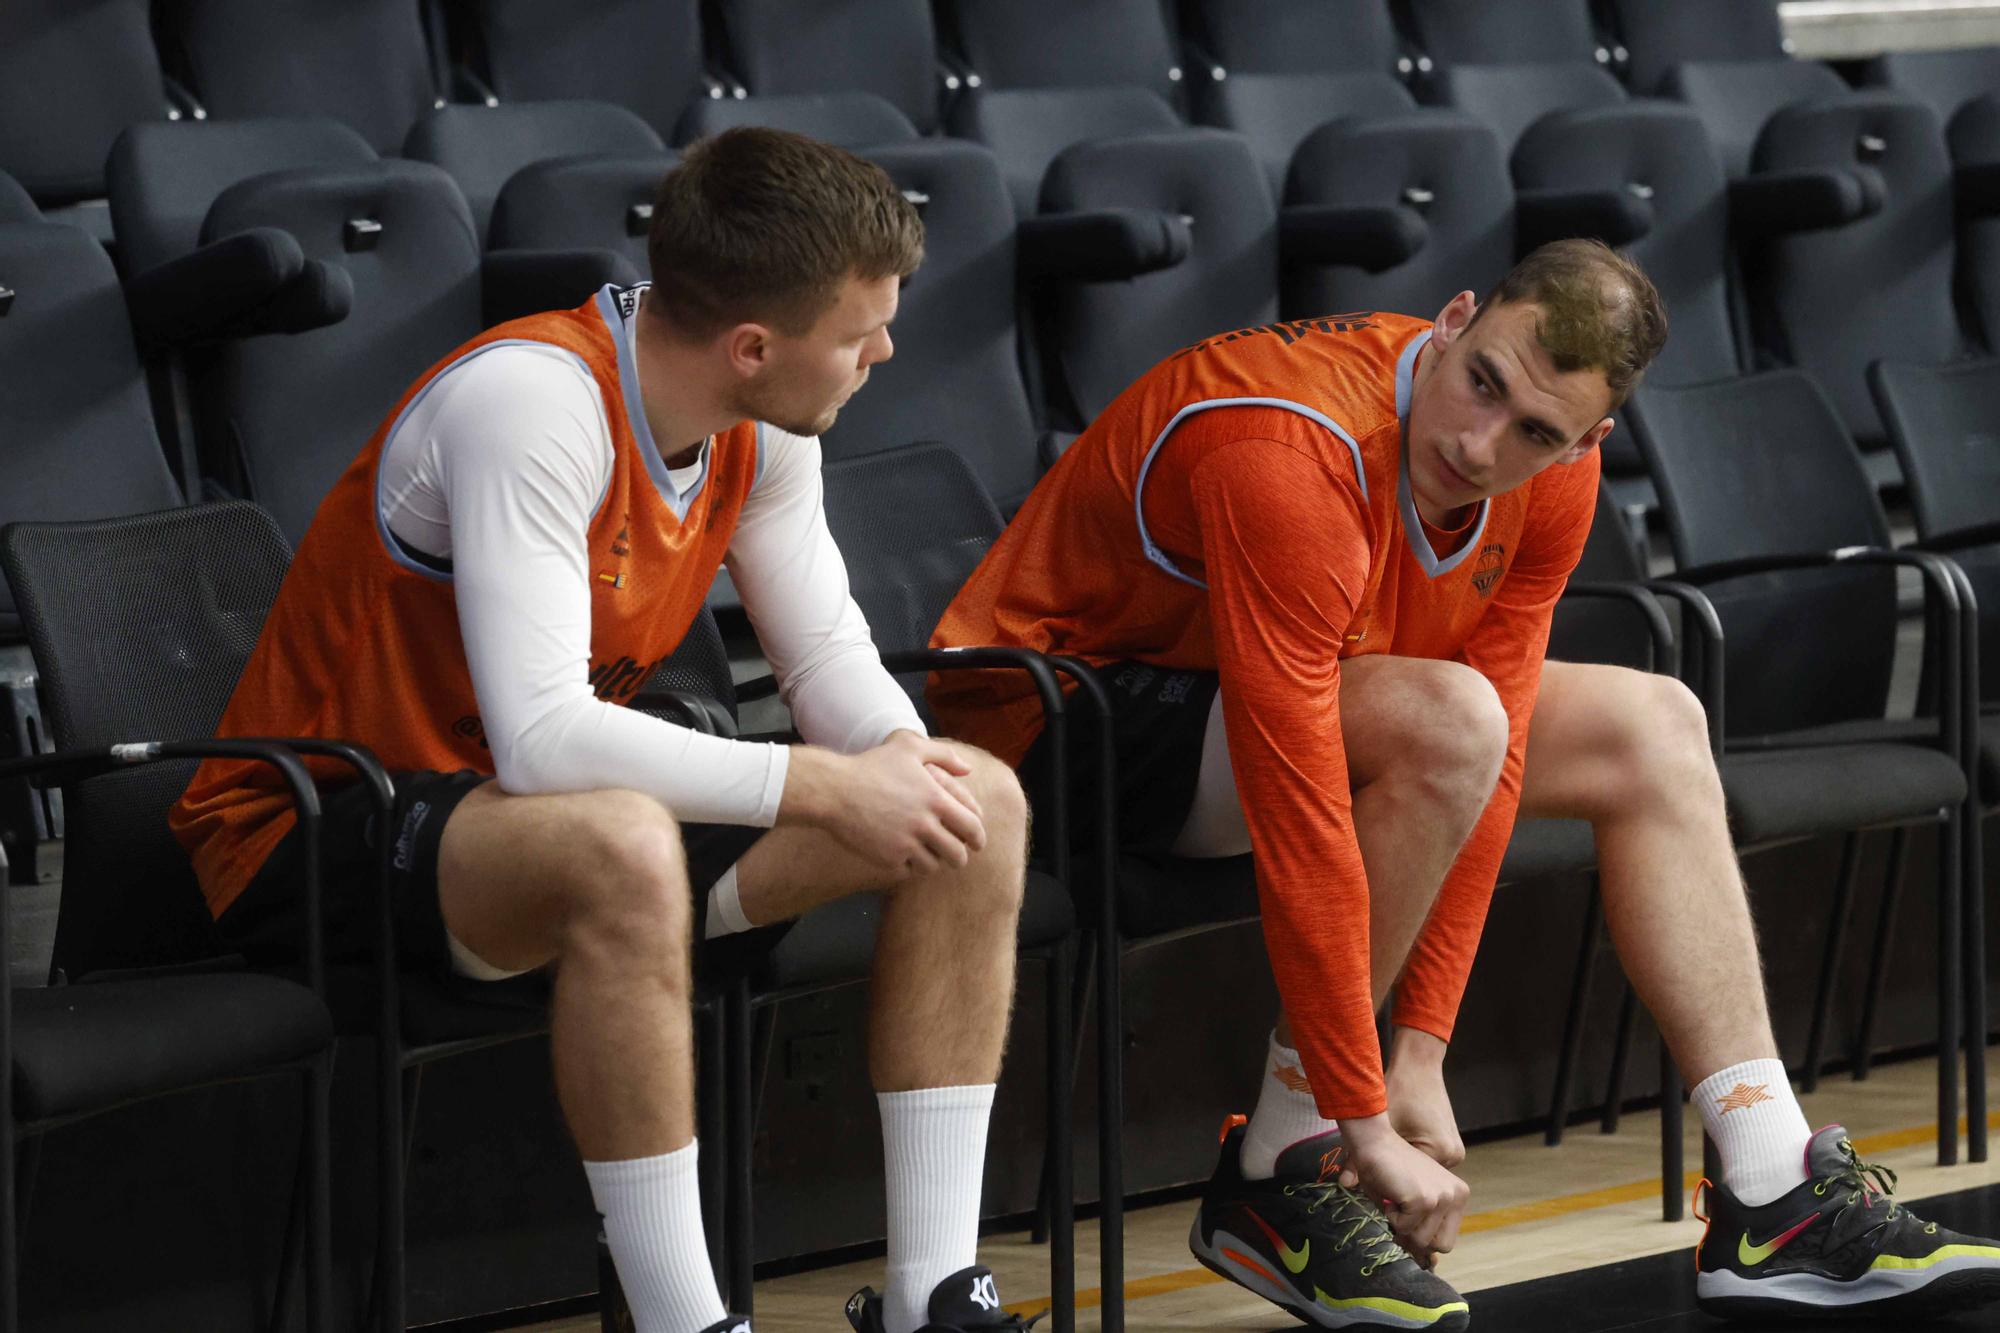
left=529, top=1048, right=2000, bottom=1331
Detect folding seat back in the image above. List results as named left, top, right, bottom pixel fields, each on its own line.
left=1630, top=370, right=1897, bottom=735
left=0, top=0, right=170, bottom=213
left=0, top=174, right=184, bottom=634
left=1751, top=93, right=1965, bottom=448
left=949, top=86, right=1185, bottom=219
left=678, top=91, right=922, bottom=150
left=818, top=143, right=1041, bottom=511
left=1400, top=0, right=1610, bottom=68
left=820, top=444, right=1005, bottom=708
left=1037, top=130, right=1277, bottom=425
left=1431, top=61, right=1627, bottom=157
left=1514, top=103, right=1738, bottom=390
left=713, top=0, right=942, bottom=134
left=1864, top=47, right=2000, bottom=132
left=1281, top=111, right=1512, bottom=322
left=1606, top=0, right=1787, bottom=95
left=1663, top=58, right=1850, bottom=180
left=1183, top=0, right=1403, bottom=78
left=1950, top=102, right=2000, bottom=349
left=404, top=101, right=665, bottom=245
left=939, top=0, right=1183, bottom=102
left=197, top=163, right=484, bottom=541
left=1870, top=357, right=2000, bottom=698
left=159, top=0, right=442, bottom=154
left=108, top=118, right=380, bottom=277
left=488, top=154, right=670, bottom=281
left=462, top=0, right=711, bottom=143
left=1183, top=1, right=1418, bottom=194
left=1545, top=485, right=1655, bottom=672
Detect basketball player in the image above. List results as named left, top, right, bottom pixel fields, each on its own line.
left=931, top=240, right=2000, bottom=1326
left=174, top=130, right=1039, bottom=1333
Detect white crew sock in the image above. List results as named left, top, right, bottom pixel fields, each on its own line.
left=1694, top=1058, right=1815, bottom=1207
left=880, top=1085, right=996, bottom=1333
left=1239, top=1031, right=1341, bottom=1180
left=704, top=863, right=753, bottom=940
left=584, top=1142, right=728, bottom=1333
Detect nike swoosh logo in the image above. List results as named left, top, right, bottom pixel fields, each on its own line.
left=1243, top=1208, right=1311, bottom=1274
left=1739, top=1214, right=1819, bottom=1266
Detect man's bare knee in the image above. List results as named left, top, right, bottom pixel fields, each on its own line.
left=559, top=791, right=692, bottom=975
left=1604, top=673, right=1718, bottom=810
left=1395, top=662, right=1509, bottom=807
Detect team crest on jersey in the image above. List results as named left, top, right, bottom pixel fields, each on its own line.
left=1471, top=542, right=1507, bottom=598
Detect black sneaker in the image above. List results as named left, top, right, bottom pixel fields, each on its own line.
left=1695, top=1123, right=2000, bottom=1320
left=1189, top=1118, right=1470, bottom=1330
left=696, top=1321, right=753, bottom=1333
left=845, top=1264, right=1041, bottom=1331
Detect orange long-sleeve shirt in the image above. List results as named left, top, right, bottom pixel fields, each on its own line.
left=929, top=314, right=1597, bottom=1119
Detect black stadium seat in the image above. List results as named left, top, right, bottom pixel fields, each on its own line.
left=1630, top=369, right=1983, bottom=1163
left=1034, top=129, right=1276, bottom=427
left=1183, top=0, right=1423, bottom=196
left=404, top=100, right=666, bottom=246
left=454, top=0, right=718, bottom=143
left=1606, top=0, right=1790, bottom=97
left=1749, top=93, right=1968, bottom=473
left=489, top=153, right=672, bottom=281
left=941, top=0, right=1185, bottom=101
left=108, top=117, right=380, bottom=279
left=1402, top=0, right=1618, bottom=70
left=1865, top=45, right=2000, bottom=130
left=1279, top=111, right=1513, bottom=322
left=0, top=172, right=185, bottom=637
left=710, top=0, right=944, bottom=133
left=0, top=0, right=172, bottom=238
left=817, top=141, right=1044, bottom=513
left=157, top=0, right=445, bottom=155
left=1605, top=0, right=1854, bottom=181
left=1404, top=0, right=1629, bottom=156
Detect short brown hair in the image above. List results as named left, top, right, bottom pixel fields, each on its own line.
left=1473, top=239, right=1668, bottom=409
left=646, top=127, right=924, bottom=339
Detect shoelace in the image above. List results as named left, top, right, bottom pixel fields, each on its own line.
left=1282, top=1179, right=1410, bottom=1275
left=1822, top=1138, right=1930, bottom=1235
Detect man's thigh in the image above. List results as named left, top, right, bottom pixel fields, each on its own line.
left=1106, top=654, right=1506, bottom=857
left=437, top=783, right=764, bottom=972
left=1517, top=659, right=1652, bottom=821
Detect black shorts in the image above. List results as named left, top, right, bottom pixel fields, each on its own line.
left=216, top=769, right=770, bottom=979
left=1019, top=660, right=1221, bottom=861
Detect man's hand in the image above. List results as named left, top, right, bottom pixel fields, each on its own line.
left=1337, top=1112, right=1471, bottom=1266
left=1387, top=1027, right=1465, bottom=1170
left=780, top=731, right=987, bottom=879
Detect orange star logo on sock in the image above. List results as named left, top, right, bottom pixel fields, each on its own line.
left=1716, top=1082, right=1774, bottom=1115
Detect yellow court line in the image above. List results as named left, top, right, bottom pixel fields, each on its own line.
left=1003, top=1111, right=2000, bottom=1318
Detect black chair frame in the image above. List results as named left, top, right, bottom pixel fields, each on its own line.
left=0, top=737, right=332, bottom=1333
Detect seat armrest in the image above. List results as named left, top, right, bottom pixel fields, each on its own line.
left=1559, top=581, right=1677, bottom=676
left=1730, top=168, right=1883, bottom=237
left=1517, top=186, right=1654, bottom=251
left=1279, top=203, right=1427, bottom=273
left=125, top=229, right=353, bottom=346
left=1678, top=546, right=1967, bottom=760
left=1017, top=209, right=1193, bottom=281
left=629, top=689, right=740, bottom=739
left=0, top=738, right=332, bottom=988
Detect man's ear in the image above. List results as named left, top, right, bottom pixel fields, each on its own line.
left=724, top=322, right=773, bottom=379
left=1561, top=416, right=1615, bottom=465
left=1430, top=290, right=1479, bottom=346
